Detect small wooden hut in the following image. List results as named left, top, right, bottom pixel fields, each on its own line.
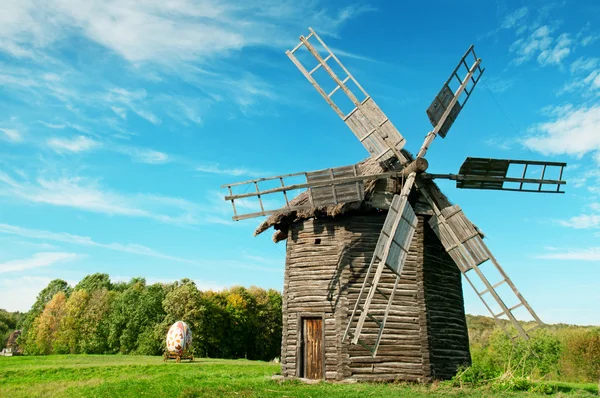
left=254, top=157, right=472, bottom=382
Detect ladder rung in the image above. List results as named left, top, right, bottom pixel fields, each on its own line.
left=478, top=279, right=507, bottom=296
left=308, top=54, right=332, bottom=75
left=359, top=127, right=378, bottom=142
left=375, top=287, right=389, bottom=300
left=367, top=313, right=381, bottom=327
left=356, top=338, right=374, bottom=354
left=509, top=302, right=523, bottom=312
left=327, top=76, right=350, bottom=97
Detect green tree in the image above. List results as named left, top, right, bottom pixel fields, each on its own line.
left=108, top=279, right=166, bottom=354
left=74, top=273, right=111, bottom=293
left=80, top=289, right=116, bottom=354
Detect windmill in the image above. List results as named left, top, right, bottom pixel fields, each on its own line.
left=222, top=28, right=567, bottom=381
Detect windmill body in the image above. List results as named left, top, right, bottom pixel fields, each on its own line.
left=223, top=28, right=567, bottom=381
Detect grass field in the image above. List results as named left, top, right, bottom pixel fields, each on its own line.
left=0, top=355, right=597, bottom=397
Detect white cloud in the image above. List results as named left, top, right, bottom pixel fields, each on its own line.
left=196, top=163, right=267, bottom=177
left=484, top=76, right=517, bottom=93
left=0, top=127, right=23, bottom=142
left=0, top=251, right=80, bottom=273
left=559, top=69, right=600, bottom=96
left=0, top=1, right=371, bottom=65
left=117, top=147, right=169, bottom=164
left=510, top=25, right=554, bottom=65
left=581, top=34, right=599, bottom=47
left=0, top=276, right=54, bottom=312
left=111, top=106, right=127, bottom=119
left=47, top=135, right=99, bottom=153
left=570, top=57, right=599, bottom=74
left=537, top=33, right=571, bottom=66
left=0, top=223, right=198, bottom=264
left=105, top=88, right=161, bottom=125
left=501, top=7, right=528, bottom=29
left=537, top=247, right=600, bottom=260
left=0, top=171, right=202, bottom=225
left=559, top=214, right=600, bottom=229
left=523, top=104, right=600, bottom=163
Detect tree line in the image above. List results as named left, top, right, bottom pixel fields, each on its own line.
left=11, top=274, right=282, bottom=361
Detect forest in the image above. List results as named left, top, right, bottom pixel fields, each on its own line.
left=1, top=273, right=282, bottom=361
left=2, top=274, right=599, bottom=387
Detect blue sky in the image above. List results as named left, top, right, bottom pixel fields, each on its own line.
left=0, top=1, right=599, bottom=325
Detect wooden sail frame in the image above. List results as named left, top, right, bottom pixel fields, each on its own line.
left=427, top=158, right=567, bottom=193
left=287, top=27, right=408, bottom=166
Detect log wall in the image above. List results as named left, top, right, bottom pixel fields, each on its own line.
left=281, top=212, right=470, bottom=382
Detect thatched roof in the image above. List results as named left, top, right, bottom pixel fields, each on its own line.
left=6, top=330, right=21, bottom=349
left=253, top=150, right=462, bottom=242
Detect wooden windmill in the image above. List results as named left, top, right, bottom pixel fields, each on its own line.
left=222, top=28, right=567, bottom=382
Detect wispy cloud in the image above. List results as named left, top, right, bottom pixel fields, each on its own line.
left=570, top=57, right=599, bottom=74
left=536, top=247, right=600, bottom=261
left=196, top=163, right=269, bottom=177
left=0, top=170, right=202, bottom=226
left=559, top=214, right=600, bottom=229
left=510, top=25, right=556, bottom=65
left=47, top=135, right=99, bottom=153
left=0, top=252, right=80, bottom=273
left=537, top=33, right=572, bottom=66
left=0, top=127, right=23, bottom=143
left=0, top=1, right=372, bottom=66
left=0, top=223, right=199, bottom=264
left=0, top=276, right=54, bottom=312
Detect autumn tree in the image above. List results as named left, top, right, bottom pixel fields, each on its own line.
left=20, top=279, right=71, bottom=351
left=27, top=292, right=67, bottom=355
left=54, top=290, right=90, bottom=354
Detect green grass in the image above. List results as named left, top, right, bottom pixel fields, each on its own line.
left=0, top=355, right=597, bottom=397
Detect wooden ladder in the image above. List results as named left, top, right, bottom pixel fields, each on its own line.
left=344, top=261, right=402, bottom=356
left=421, top=185, right=543, bottom=341
left=462, top=255, right=543, bottom=340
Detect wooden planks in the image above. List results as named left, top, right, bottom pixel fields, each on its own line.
left=281, top=211, right=471, bottom=382
left=306, top=165, right=364, bottom=207
left=454, top=157, right=567, bottom=193
left=417, top=45, right=484, bottom=158
left=303, top=318, right=324, bottom=379
left=428, top=205, right=489, bottom=272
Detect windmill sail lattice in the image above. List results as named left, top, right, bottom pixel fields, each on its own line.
left=420, top=185, right=543, bottom=339
left=287, top=28, right=408, bottom=165
left=343, top=173, right=418, bottom=355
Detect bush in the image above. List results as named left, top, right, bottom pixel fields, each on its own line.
left=558, top=327, right=600, bottom=382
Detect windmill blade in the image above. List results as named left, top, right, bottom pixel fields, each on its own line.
left=344, top=173, right=418, bottom=356
left=427, top=157, right=567, bottom=193
left=417, top=181, right=543, bottom=340
left=417, top=45, right=485, bottom=158
left=223, top=159, right=429, bottom=221
left=223, top=164, right=367, bottom=220
left=287, top=27, right=408, bottom=166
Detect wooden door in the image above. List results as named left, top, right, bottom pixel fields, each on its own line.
left=302, top=318, right=323, bottom=379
